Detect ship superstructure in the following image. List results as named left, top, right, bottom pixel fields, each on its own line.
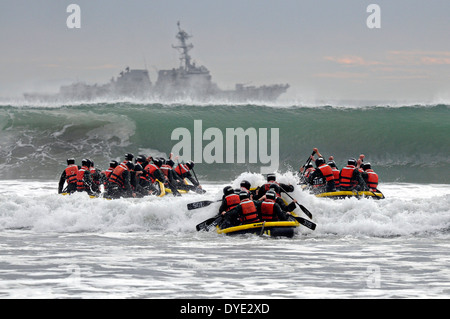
left=24, top=22, right=289, bottom=102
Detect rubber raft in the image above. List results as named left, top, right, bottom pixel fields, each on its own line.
left=62, top=180, right=167, bottom=198
left=315, top=190, right=385, bottom=199
left=216, top=216, right=300, bottom=238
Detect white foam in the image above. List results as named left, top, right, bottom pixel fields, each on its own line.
left=1, top=178, right=449, bottom=238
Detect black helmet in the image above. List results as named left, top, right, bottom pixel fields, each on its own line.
left=135, top=155, right=147, bottom=164
left=240, top=180, right=251, bottom=190
left=109, top=160, right=118, bottom=168
left=126, top=161, right=135, bottom=170
left=87, top=159, right=94, bottom=167
left=166, top=159, right=175, bottom=167
left=153, top=158, right=162, bottom=167
left=348, top=158, right=357, bottom=166
left=267, top=173, right=276, bottom=181
left=223, top=186, right=234, bottom=196
left=186, top=161, right=194, bottom=169
left=81, top=158, right=89, bottom=167
left=239, top=191, right=250, bottom=200
left=327, top=161, right=336, bottom=168
left=269, top=183, right=280, bottom=194
left=315, top=157, right=325, bottom=167
left=125, top=153, right=134, bottom=161
left=266, top=190, right=276, bottom=200
left=134, top=163, right=143, bottom=172
left=67, top=158, right=75, bottom=165
left=305, top=163, right=313, bottom=169
left=362, top=162, right=372, bottom=170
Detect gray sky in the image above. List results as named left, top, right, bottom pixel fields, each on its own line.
left=1, top=0, right=449, bottom=103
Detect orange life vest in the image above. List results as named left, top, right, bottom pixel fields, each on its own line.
left=331, top=167, right=340, bottom=188
left=104, top=167, right=114, bottom=179
left=159, top=164, right=172, bottom=177
left=89, top=167, right=100, bottom=186
left=76, top=166, right=89, bottom=191
left=263, top=181, right=279, bottom=192
left=318, top=164, right=334, bottom=182
left=144, top=163, right=160, bottom=182
left=240, top=199, right=260, bottom=224
left=365, top=169, right=379, bottom=191
left=174, top=163, right=189, bottom=176
left=108, top=163, right=128, bottom=188
left=340, top=165, right=356, bottom=188
left=260, top=199, right=277, bottom=221
left=65, top=164, right=78, bottom=185
left=224, top=194, right=240, bottom=211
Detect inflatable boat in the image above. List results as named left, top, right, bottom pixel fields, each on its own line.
left=61, top=180, right=166, bottom=198
left=216, top=220, right=300, bottom=238
left=315, top=190, right=384, bottom=199
left=300, top=184, right=384, bottom=199
left=163, top=179, right=206, bottom=195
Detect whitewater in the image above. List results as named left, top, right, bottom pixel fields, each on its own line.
left=0, top=102, right=449, bottom=299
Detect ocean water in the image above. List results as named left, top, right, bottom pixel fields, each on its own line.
left=0, top=177, right=449, bottom=299
left=1, top=102, right=449, bottom=183
left=0, top=102, right=449, bottom=299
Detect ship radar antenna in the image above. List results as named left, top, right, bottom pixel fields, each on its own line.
left=172, top=22, right=194, bottom=71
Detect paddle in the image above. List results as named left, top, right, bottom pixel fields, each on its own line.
left=299, top=150, right=316, bottom=183
left=191, top=166, right=200, bottom=184
left=303, top=150, right=316, bottom=168
left=187, top=199, right=221, bottom=210
left=196, top=215, right=223, bottom=231
left=290, top=215, right=316, bottom=231
left=279, top=185, right=313, bottom=219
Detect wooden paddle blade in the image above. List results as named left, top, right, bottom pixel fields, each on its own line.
left=187, top=200, right=214, bottom=210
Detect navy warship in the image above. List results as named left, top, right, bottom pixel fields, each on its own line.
left=24, top=22, right=289, bottom=102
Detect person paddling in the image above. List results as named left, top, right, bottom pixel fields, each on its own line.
left=339, top=158, right=366, bottom=191
left=221, top=191, right=261, bottom=228
left=173, top=160, right=205, bottom=194
left=306, top=157, right=336, bottom=194
left=258, top=190, right=292, bottom=222
left=106, top=159, right=136, bottom=199
left=58, top=158, right=79, bottom=194
left=76, top=158, right=94, bottom=196
left=361, top=162, right=379, bottom=192
left=255, top=173, right=294, bottom=200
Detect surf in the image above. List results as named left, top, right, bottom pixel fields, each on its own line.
left=0, top=176, right=449, bottom=238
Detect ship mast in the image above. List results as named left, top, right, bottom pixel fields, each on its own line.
left=172, top=21, right=194, bottom=71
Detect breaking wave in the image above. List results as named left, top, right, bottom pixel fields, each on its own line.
left=0, top=102, right=449, bottom=183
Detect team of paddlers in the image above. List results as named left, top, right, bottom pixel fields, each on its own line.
left=58, top=147, right=381, bottom=230
left=212, top=147, right=381, bottom=230
left=299, top=148, right=380, bottom=194
left=217, top=174, right=298, bottom=229
left=58, top=153, right=205, bottom=199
